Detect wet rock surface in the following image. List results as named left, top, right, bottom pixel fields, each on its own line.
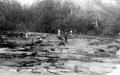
left=0, top=34, right=120, bottom=75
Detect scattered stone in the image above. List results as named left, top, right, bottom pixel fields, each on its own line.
left=116, top=50, right=120, bottom=55
left=58, top=41, right=65, bottom=46
left=74, top=65, right=89, bottom=73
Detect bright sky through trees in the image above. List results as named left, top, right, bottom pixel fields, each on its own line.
left=17, top=0, right=36, bottom=6
left=16, top=0, right=119, bottom=6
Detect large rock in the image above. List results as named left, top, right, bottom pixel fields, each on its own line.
left=116, top=50, right=120, bottom=55
left=74, top=65, right=89, bottom=73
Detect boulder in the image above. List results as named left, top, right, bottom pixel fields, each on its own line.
left=74, top=65, right=89, bottom=73
left=116, top=50, right=120, bottom=55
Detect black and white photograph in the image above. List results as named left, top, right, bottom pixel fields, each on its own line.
left=0, top=0, right=120, bottom=75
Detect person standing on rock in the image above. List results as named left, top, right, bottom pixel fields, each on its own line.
left=58, top=29, right=61, bottom=36
left=70, top=30, right=73, bottom=38
left=64, top=32, right=68, bottom=43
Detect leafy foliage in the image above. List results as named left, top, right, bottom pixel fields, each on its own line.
left=0, top=0, right=120, bottom=35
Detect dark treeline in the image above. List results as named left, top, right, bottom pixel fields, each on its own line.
left=0, top=0, right=120, bottom=35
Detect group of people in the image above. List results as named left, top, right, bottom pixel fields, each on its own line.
left=57, top=29, right=74, bottom=43
left=25, top=30, right=74, bottom=44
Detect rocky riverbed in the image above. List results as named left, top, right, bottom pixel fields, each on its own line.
left=0, top=34, right=120, bottom=75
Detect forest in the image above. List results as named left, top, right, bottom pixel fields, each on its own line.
left=0, top=0, right=120, bottom=35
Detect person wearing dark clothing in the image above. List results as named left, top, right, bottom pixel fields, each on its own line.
left=64, top=32, right=68, bottom=43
